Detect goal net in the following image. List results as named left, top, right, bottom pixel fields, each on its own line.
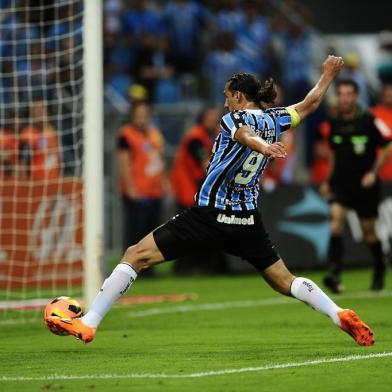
left=0, top=0, right=101, bottom=320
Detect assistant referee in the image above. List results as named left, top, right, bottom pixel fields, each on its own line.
left=321, top=79, right=392, bottom=293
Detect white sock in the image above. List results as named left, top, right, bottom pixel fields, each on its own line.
left=290, top=277, right=342, bottom=326
left=81, top=262, right=137, bottom=328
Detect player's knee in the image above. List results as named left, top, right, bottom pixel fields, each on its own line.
left=123, top=245, right=136, bottom=261
left=360, top=223, right=377, bottom=243
left=122, top=242, right=153, bottom=272
left=364, top=232, right=378, bottom=244
left=122, top=245, right=140, bottom=271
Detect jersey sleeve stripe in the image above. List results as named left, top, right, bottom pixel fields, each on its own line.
left=221, top=119, right=233, bottom=134
left=221, top=115, right=235, bottom=130
left=222, top=117, right=238, bottom=140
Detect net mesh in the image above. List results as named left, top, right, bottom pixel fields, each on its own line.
left=0, top=0, right=85, bottom=320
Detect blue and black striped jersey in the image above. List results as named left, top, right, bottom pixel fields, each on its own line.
left=196, top=107, right=292, bottom=211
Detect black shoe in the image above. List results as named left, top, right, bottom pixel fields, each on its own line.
left=323, top=275, right=343, bottom=294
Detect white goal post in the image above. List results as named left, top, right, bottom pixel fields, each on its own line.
left=83, top=0, right=104, bottom=308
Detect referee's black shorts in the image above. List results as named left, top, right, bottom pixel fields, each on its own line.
left=153, top=206, right=280, bottom=273
left=329, top=179, right=380, bottom=219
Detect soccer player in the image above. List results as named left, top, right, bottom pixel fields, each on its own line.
left=47, top=56, right=375, bottom=347
left=321, top=80, right=392, bottom=293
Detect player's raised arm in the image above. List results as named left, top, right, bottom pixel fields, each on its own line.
left=290, top=55, right=345, bottom=121
left=235, top=125, right=287, bottom=159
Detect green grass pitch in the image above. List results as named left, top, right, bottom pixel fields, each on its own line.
left=1, top=267, right=391, bottom=391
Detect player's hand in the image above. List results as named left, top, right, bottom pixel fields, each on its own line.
left=322, top=55, right=344, bottom=79
left=361, top=171, right=376, bottom=188
left=319, top=182, right=331, bottom=199
left=263, top=142, right=287, bottom=160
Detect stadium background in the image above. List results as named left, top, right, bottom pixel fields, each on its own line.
left=101, top=0, right=392, bottom=271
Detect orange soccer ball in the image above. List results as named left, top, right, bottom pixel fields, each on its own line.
left=44, top=296, right=83, bottom=335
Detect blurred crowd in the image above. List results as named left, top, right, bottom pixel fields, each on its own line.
left=0, top=0, right=83, bottom=178
left=104, top=0, right=316, bottom=105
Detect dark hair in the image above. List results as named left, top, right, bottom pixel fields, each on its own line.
left=227, top=73, right=277, bottom=106
left=335, top=79, right=359, bottom=94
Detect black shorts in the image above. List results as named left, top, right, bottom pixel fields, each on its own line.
left=329, top=179, right=380, bottom=219
left=153, top=206, right=280, bottom=273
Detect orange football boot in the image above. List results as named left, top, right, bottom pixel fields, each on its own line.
left=338, top=309, right=374, bottom=346
left=46, top=316, right=96, bottom=343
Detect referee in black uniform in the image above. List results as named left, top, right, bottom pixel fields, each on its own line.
left=321, top=79, right=392, bottom=293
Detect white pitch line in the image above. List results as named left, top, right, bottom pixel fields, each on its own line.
left=1, top=352, right=392, bottom=381
left=127, top=290, right=392, bottom=318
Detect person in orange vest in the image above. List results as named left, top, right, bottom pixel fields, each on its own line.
left=0, top=110, right=21, bottom=179
left=117, top=102, right=165, bottom=272
left=170, top=107, right=221, bottom=209
left=19, top=100, right=62, bottom=180
left=371, top=83, right=392, bottom=182
left=170, top=107, right=229, bottom=274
